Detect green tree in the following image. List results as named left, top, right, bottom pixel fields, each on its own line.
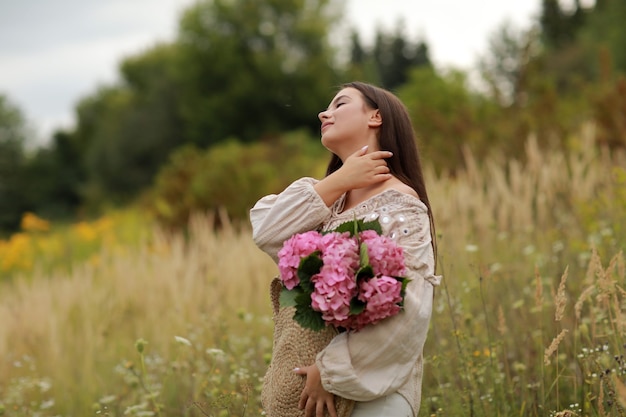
left=478, top=22, right=538, bottom=106
left=343, top=30, right=378, bottom=83
left=578, top=0, right=626, bottom=74
left=0, top=94, right=29, bottom=231
left=174, top=0, right=342, bottom=146
left=540, top=0, right=586, bottom=48
left=20, top=130, right=84, bottom=220
left=68, top=0, right=342, bottom=207
left=346, top=23, right=431, bottom=91
left=398, top=67, right=500, bottom=172
left=75, top=44, right=184, bottom=206
left=372, top=22, right=430, bottom=90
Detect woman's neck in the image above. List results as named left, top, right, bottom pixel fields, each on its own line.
left=342, top=183, right=387, bottom=211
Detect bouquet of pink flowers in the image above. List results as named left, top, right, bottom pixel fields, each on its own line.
left=277, top=219, right=410, bottom=332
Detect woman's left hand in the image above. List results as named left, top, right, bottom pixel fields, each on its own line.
left=295, top=365, right=338, bottom=417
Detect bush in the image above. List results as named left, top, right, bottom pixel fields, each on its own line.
left=148, top=131, right=328, bottom=229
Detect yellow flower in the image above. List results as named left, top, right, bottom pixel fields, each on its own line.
left=20, top=212, right=50, bottom=232
left=1, top=233, right=33, bottom=272
left=74, top=221, right=97, bottom=242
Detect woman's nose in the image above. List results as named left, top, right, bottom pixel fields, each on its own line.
left=318, top=109, right=329, bottom=122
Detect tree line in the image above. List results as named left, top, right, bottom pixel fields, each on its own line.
left=1, top=0, right=625, bottom=232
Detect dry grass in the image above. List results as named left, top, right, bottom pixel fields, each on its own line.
left=0, top=214, right=277, bottom=415
left=0, top=125, right=625, bottom=416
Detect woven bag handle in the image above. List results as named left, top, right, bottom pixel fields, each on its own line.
left=270, top=277, right=282, bottom=316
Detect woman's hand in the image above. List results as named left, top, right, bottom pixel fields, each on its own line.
left=295, top=365, right=338, bottom=417
left=337, top=145, right=393, bottom=190
left=314, top=145, right=393, bottom=207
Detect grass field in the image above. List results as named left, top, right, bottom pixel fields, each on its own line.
left=1, top=130, right=625, bottom=416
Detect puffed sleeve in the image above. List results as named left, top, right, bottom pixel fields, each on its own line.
left=250, top=177, right=333, bottom=262
left=315, top=204, right=440, bottom=401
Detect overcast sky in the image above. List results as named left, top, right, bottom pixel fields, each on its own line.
left=0, top=0, right=543, bottom=142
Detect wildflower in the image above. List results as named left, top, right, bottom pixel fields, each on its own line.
left=174, top=336, right=192, bottom=347
left=135, top=338, right=148, bottom=354
left=74, top=221, right=98, bottom=242
left=206, top=348, right=225, bottom=356
left=465, top=244, right=478, bottom=253
left=20, top=212, right=50, bottom=232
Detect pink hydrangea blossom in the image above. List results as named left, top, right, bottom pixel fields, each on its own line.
left=311, top=266, right=357, bottom=325
left=318, top=232, right=360, bottom=271
left=360, top=230, right=406, bottom=277
left=278, top=221, right=409, bottom=332
left=310, top=232, right=359, bottom=326
left=352, top=275, right=403, bottom=330
left=277, top=230, right=322, bottom=289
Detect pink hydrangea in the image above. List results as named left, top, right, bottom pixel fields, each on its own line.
left=278, top=223, right=409, bottom=332
left=319, top=232, right=360, bottom=271
left=310, top=232, right=360, bottom=326
left=310, top=267, right=355, bottom=327
left=360, top=230, right=406, bottom=277
left=277, top=230, right=323, bottom=290
left=352, top=275, right=403, bottom=330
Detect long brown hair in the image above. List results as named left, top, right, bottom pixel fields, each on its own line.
left=325, top=81, right=437, bottom=266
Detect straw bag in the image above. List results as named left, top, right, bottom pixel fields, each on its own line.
left=261, top=278, right=355, bottom=417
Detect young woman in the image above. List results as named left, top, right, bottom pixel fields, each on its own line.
left=250, top=82, right=440, bottom=417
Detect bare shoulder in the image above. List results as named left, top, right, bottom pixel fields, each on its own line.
left=384, top=177, right=419, bottom=199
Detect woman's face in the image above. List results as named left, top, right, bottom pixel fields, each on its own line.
left=318, top=87, right=380, bottom=159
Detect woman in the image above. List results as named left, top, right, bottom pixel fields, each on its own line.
left=250, top=82, right=440, bottom=417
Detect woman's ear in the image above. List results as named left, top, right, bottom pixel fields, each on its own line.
left=368, top=109, right=382, bottom=127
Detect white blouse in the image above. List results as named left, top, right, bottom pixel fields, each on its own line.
left=250, top=177, right=440, bottom=417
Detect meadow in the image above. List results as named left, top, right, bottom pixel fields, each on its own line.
left=0, top=128, right=625, bottom=416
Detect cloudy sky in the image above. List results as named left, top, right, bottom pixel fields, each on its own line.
left=0, top=0, right=542, bottom=142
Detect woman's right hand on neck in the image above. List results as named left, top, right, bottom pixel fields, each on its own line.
left=314, top=145, right=393, bottom=207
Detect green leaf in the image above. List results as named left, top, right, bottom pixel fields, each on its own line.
left=399, top=277, right=411, bottom=294
left=359, top=219, right=383, bottom=234
left=294, top=303, right=326, bottom=331
left=294, top=290, right=313, bottom=306
left=279, top=287, right=300, bottom=307
left=298, top=252, right=322, bottom=293
left=397, top=277, right=412, bottom=308
left=332, top=220, right=357, bottom=236
left=356, top=265, right=374, bottom=280
left=328, top=218, right=383, bottom=236
left=349, top=298, right=366, bottom=315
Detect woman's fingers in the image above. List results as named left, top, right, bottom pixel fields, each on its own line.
left=375, top=164, right=390, bottom=174
left=370, top=150, right=393, bottom=160
left=348, top=146, right=392, bottom=161
left=326, top=398, right=338, bottom=417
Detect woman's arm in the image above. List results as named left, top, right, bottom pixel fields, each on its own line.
left=315, top=207, right=440, bottom=401
left=250, top=177, right=332, bottom=261
left=250, top=147, right=394, bottom=261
